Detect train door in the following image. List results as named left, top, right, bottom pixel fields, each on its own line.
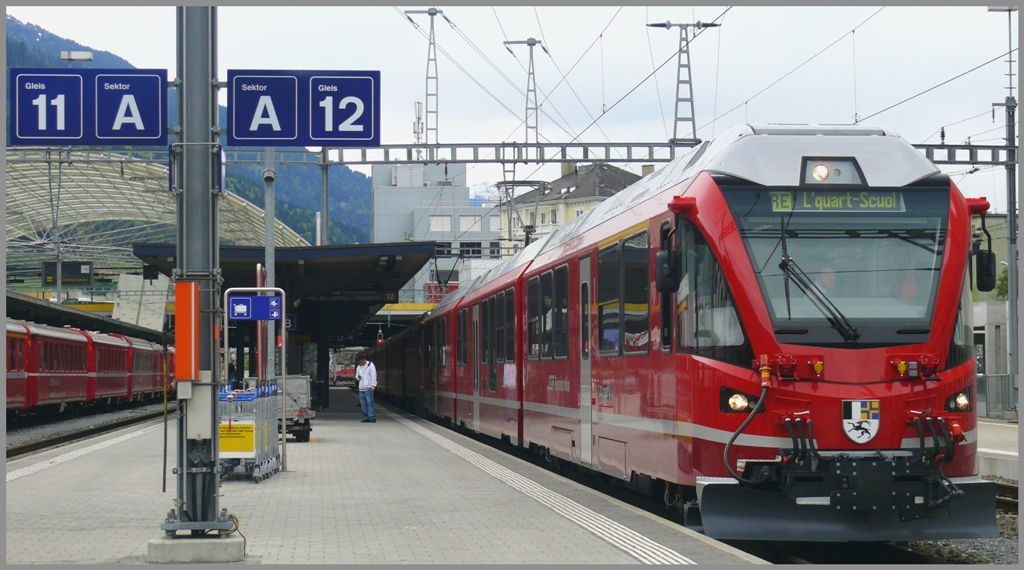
left=472, top=304, right=480, bottom=432
left=579, top=255, right=593, bottom=465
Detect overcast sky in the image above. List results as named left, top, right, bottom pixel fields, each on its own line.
left=6, top=5, right=1019, bottom=212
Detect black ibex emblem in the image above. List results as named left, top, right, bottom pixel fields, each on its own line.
left=847, top=420, right=872, bottom=439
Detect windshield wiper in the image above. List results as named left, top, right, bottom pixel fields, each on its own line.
left=778, top=255, right=861, bottom=341
left=777, top=214, right=860, bottom=341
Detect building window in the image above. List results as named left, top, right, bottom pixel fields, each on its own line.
left=489, top=216, right=501, bottom=232
left=460, top=242, right=482, bottom=258
left=460, top=215, right=482, bottom=232
left=529, top=212, right=536, bottom=226
left=540, top=213, right=546, bottom=225
left=551, top=210, right=558, bottom=224
left=430, top=270, right=459, bottom=283
left=429, top=215, right=452, bottom=232
left=576, top=208, right=584, bottom=218
left=435, top=242, right=452, bottom=256
left=489, top=242, right=501, bottom=258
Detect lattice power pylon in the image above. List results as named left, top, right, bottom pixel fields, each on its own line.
left=647, top=20, right=719, bottom=145
left=406, top=7, right=443, bottom=145
left=503, top=37, right=544, bottom=182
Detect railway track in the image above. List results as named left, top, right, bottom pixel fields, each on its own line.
left=6, top=406, right=176, bottom=460
left=996, top=482, right=1018, bottom=513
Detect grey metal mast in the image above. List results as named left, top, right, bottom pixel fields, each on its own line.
left=989, top=6, right=1018, bottom=393
left=164, top=5, right=232, bottom=536
left=646, top=20, right=719, bottom=144
left=406, top=7, right=442, bottom=145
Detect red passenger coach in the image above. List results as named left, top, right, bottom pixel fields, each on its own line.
left=6, top=317, right=175, bottom=417
left=6, top=319, right=90, bottom=412
left=373, top=125, right=999, bottom=542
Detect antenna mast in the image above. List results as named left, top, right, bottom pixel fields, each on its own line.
left=406, top=7, right=442, bottom=145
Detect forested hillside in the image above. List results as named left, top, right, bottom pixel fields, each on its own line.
left=6, top=14, right=372, bottom=245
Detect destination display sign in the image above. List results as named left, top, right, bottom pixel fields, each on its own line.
left=10, top=68, right=168, bottom=146
left=770, top=191, right=905, bottom=213
left=227, top=69, right=380, bottom=147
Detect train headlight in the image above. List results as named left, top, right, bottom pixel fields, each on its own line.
left=945, top=387, right=972, bottom=412
left=720, top=387, right=764, bottom=413
left=955, top=393, right=970, bottom=410
left=802, top=158, right=864, bottom=185
left=728, top=394, right=749, bottom=411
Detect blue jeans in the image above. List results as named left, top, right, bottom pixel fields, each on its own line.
left=359, top=389, right=375, bottom=420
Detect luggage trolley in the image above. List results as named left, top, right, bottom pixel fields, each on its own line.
left=219, top=384, right=281, bottom=482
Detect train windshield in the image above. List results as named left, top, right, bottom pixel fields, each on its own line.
left=722, top=186, right=949, bottom=344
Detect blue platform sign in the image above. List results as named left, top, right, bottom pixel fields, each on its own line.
left=9, top=68, right=168, bottom=146
left=228, top=295, right=283, bottom=321
left=227, top=69, right=380, bottom=147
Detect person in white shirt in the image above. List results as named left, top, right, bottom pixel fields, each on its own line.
left=355, top=356, right=377, bottom=423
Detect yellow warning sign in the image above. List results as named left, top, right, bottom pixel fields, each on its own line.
left=219, top=422, right=255, bottom=453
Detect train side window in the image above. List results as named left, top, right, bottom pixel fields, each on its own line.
left=660, top=221, right=674, bottom=352
left=505, top=289, right=515, bottom=361
left=598, top=244, right=622, bottom=356
left=495, top=291, right=506, bottom=364
left=438, top=317, right=447, bottom=369
left=540, top=271, right=554, bottom=359
left=488, top=297, right=497, bottom=392
left=553, top=265, right=569, bottom=358
left=623, top=232, right=650, bottom=355
left=676, top=219, right=751, bottom=365
left=424, top=323, right=434, bottom=369
left=527, top=277, right=540, bottom=360
left=481, top=299, right=490, bottom=365
left=581, top=282, right=590, bottom=360
left=456, top=309, right=467, bottom=366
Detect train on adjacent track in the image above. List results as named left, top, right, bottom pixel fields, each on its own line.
left=6, top=317, right=175, bottom=420
left=366, top=124, right=1001, bottom=542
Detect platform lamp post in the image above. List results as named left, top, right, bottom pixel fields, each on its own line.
left=48, top=51, right=92, bottom=304
left=988, top=6, right=1018, bottom=393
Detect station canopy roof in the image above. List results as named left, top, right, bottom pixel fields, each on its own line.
left=5, top=148, right=308, bottom=272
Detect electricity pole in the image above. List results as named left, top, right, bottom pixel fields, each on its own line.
left=646, top=20, right=719, bottom=145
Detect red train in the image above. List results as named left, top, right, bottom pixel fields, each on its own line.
left=367, top=124, right=999, bottom=542
left=6, top=317, right=175, bottom=418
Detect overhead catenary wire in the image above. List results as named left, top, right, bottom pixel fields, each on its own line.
left=646, top=7, right=670, bottom=141
left=921, top=110, right=993, bottom=143
left=859, top=48, right=1019, bottom=123
left=700, top=6, right=885, bottom=132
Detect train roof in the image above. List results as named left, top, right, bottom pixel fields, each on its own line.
left=427, top=232, right=555, bottom=319
left=691, top=123, right=939, bottom=188
left=7, top=317, right=90, bottom=343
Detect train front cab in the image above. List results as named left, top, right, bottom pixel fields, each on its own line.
left=665, top=156, right=997, bottom=540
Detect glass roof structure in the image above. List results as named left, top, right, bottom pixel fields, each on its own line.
left=6, top=148, right=309, bottom=275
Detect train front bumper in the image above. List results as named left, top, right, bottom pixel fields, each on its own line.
left=696, top=474, right=997, bottom=542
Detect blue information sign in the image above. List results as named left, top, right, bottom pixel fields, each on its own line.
left=9, top=68, right=168, bottom=146
left=227, top=69, right=380, bottom=147
left=228, top=295, right=283, bottom=321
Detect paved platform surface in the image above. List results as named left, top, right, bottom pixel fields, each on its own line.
left=6, top=387, right=765, bottom=565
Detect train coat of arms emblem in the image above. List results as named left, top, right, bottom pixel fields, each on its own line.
left=842, top=400, right=880, bottom=444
